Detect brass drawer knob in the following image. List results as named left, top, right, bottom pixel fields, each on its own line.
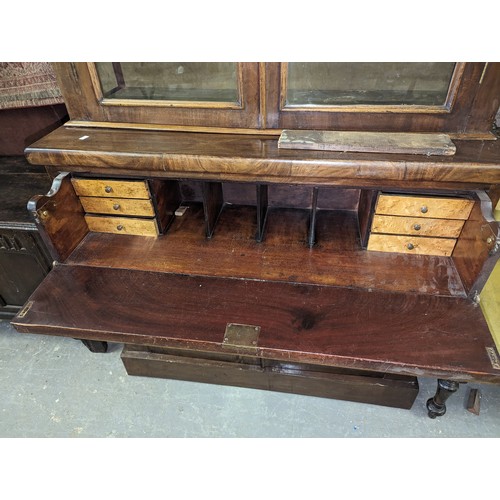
left=420, top=205, right=428, bottom=214
left=413, top=224, right=421, bottom=231
left=105, top=185, right=113, bottom=193
left=113, top=203, right=120, bottom=210
left=116, top=224, right=124, bottom=231
left=407, top=243, right=415, bottom=250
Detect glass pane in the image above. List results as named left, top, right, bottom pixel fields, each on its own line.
left=95, top=62, right=239, bottom=102
left=286, top=63, right=456, bottom=106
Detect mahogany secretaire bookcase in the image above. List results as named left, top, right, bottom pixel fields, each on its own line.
left=11, top=62, right=500, bottom=417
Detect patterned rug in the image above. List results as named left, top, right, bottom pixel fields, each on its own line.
left=0, top=62, right=64, bottom=110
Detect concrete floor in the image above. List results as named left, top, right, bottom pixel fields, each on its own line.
left=1, top=318, right=500, bottom=438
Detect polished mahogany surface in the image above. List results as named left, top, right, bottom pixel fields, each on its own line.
left=12, top=263, right=499, bottom=383
left=25, top=126, right=500, bottom=187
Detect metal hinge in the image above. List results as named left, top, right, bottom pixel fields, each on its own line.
left=486, top=346, right=500, bottom=370
left=17, top=300, right=34, bottom=319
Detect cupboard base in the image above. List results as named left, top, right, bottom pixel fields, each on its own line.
left=121, top=345, right=420, bottom=410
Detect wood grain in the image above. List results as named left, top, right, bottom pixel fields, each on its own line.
left=148, top=179, right=181, bottom=234
left=358, top=189, right=377, bottom=248
left=202, top=182, right=223, bottom=238
left=72, top=178, right=151, bottom=199
left=452, top=191, right=500, bottom=297
left=11, top=264, right=500, bottom=382
left=371, top=214, right=465, bottom=238
left=0, top=156, right=52, bottom=225
left=85, top=215, right=158, bottom=236
left=66, top=205, right=466, bottom=297
left=79, top=196, right=155, bottom=216
left=278, top=130, right=457, bottom=156
left=375, top=194, right=474, bottom=219
left=367, top=234, right=457, bottom=257
left=27, top=173, right=88, bottom=262
left=24, top=126, right=500, bottom=188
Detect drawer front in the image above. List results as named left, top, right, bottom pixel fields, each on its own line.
left=72, top=178, right=151, bottom=199
left=375, top=194, right=474, bottom=220
left=371, top=215, right=465, bottom=238
left=367, top=234, right=457, bottom=257
left=80, top=197, right=155, bottom=217
left=85, top=215, right=158, bottom=237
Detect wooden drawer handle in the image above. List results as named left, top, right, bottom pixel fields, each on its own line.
left=113, top=203, right=120, bottom=210
left=105, top=185, right=113, bottom=193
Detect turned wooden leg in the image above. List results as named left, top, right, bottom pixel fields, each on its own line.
left=426, top=379, right=460, bottom=418
left=81, top=339, right=108, bottom=353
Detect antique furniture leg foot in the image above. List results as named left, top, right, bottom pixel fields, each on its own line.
left=426, top=379, right=460, bottom=418
left=81, top=339, right=108, bottom=353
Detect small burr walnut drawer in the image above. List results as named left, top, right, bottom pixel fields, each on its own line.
left=72, top=176, right=181, bottom=238
left=79, top=196, right=155, bottom=217
left=367, top=193, right=474, bottom=257
left=375, top=194, right=474, bottom=220
left=370, top=214, right=465, bottom=238
left=85, top=215, right=159, bottom=236
left=72, top=178, right=151, bottom=199
left=367, top=234, right=457, bottom=256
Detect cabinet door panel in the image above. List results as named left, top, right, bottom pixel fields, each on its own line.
left=264, top=62, right=497, bottom=135
left=55, top=63, right=261, bottom=129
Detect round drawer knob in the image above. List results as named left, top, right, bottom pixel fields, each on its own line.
left=113, top=203, right=120, bottom=210
left=420, top=205, right=428, bottom=214
left=407, top=243, right=415, bottom=250
left=105, top=185, right=113, bottom=193
left=116, top=224, right=124, bottom=231
left=413, top=224, right=421, bottom=231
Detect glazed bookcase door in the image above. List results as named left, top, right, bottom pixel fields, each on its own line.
left=54, top=62, right=261, bottom=129
left=263, top=62, right=499, bottom=135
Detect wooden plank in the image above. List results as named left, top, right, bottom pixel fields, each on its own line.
left=371, top=214, right=464, bottom=238
left=278, top=130, right=457, bottom=156
left=358, top=189, right=378, bottom=248
left=256, top=184, right=268, bottom=242
left=148, top=179, right=181, bottom=234
left=79, top=197, right=155, bottom=216
left=11, top=264, right=500, bottom=382
left=85, top=215, right=158, bottom=236
left=121, top=345, right=419, bottom=409
left=375, top=194, right=474, bottom=220
left=466, top=388, right=481, bottom=415
left=308, top=187, right=319, bottom=248
left=202, top=182, right=224, bottom=238
left=72, top=178, right=151, bottom=199
left=367, top=234, right=457, bottom=257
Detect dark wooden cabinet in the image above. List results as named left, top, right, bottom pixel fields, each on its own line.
left=0, top=157, right=52, bottom=318
left=10, top=62, right=500, bottom=417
